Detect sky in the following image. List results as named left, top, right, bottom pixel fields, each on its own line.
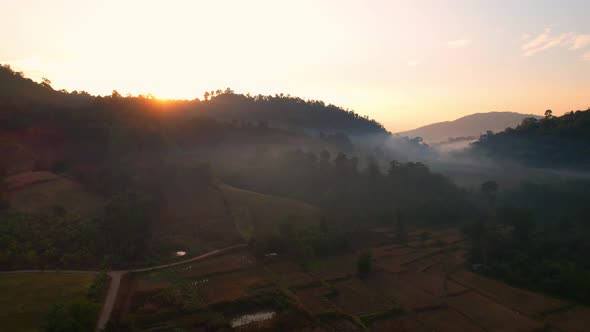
left=1, top=0, right=590, bottom=132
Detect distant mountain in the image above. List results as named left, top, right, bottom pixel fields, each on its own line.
left=398, top=112, right=542, bottom=143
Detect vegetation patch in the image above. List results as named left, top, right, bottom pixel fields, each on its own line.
left=0, top=272, right=97, bottom=332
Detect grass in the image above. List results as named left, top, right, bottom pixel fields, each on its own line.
left=0, top=272, right=97, bottom=332
left=7, top=173, right=102, bottom=217
left=220, top=184, right=318, bottom=237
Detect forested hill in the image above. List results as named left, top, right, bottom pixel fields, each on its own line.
left=0, top=65, right=387, bottom=136
left=196, top=91, right=388, bottom=135
left=471, top=109, right=590, bottom=169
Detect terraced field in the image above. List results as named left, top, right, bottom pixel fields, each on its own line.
left=114, top=227, right=590, bottom=331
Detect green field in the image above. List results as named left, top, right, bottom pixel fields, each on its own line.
left=0, top=272, right=97, bottom=332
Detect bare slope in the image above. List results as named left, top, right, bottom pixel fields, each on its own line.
left=219, top=184, right=319, bottom=239
left=152, top=181, right=319, bottom=251
left=5, top=171, right=102, bottom=217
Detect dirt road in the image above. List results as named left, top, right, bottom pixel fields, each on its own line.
left=96, top=244, right=246, bottom=331
left=0, top=243, right=246, bottom=331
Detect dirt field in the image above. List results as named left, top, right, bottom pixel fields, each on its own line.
left=0, top=272, right=96, bottom=332
left=331, top=278, right=392, bottom=315
left=545, top=306, right=590, bottom=332
left=452, top=270, right=568, bottom=315
left=115, top=226, right=590, bottom=332
left=416, top=308, right=484, bottom=332
left=447, top=291, right=542, bottom=331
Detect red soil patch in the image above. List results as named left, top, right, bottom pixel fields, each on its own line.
left=4, top=171, right=58, bottom=191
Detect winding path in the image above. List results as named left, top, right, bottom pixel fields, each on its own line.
left=0, top=243, right=246, bottom=331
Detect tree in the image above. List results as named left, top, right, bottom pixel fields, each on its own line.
left=99, top=191, right=155, bottom=262
left=203, top=91, right=210, bottom=101
left=41, top=77, right=52, bottom=88
left=357, top=251, right=372, bottom=277
left=503, top=208, right=535, bottom=244
left=43, top=300, right=99, bottom=332
left=545, top=109, right=553, bottom=118
left=481, top=180, right=498, bottom=206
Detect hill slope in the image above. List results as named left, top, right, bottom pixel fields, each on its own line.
left=220, top=184, right=319, bottom=239
left=399, top=112, right=541, bottom=143
left=4, top=171, right=102, bottom=217
left=471, top=109, right=590, bottom=169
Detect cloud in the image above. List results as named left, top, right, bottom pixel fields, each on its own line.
left=407, top=59, right=421, bottom=67
left=522, top=28, right=590, bottom=56
left=583, top=51, right=590, bottom=61
left=570, top=35, right=590, bottom=50
left=447, top=39, right=472, bottom=48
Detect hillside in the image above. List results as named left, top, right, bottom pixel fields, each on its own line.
left=220, top=184, right=319, bottom=239
left=0, top=64, right=471, bottom=271
left=196, top=91, right=388, bottom=136
left=4, top=171, right=102, bottom=217
left=0, top=65, right=386, bottom=138
left=399, top=112, right=541, bottom=143
left=471, top=109, right=590, bottom=169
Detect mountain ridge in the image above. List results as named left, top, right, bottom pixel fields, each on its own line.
left=398, top=111, right=542, bottom=143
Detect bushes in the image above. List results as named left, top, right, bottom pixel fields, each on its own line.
left=43, top=300, right=100, bottom=332
left=248, top=217, right=352, bottom=264
left=87, top=271, right=109, bottom=302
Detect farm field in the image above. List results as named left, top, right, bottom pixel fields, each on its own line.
left=0, top=272, right=97, bottom=332
left=220, top=184, right=319, bottom=238
left=5, top=171, right=102, bottom=217
left=112, top=226, right=590, bottom=331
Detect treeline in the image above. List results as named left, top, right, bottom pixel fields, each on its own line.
left=0, top=64, right=385, bottom=138
left=249, top=216, right=353, bottom=264
left=200, top=90, right=387, bottom=135
left=471, top=109, right=590, bottom=169
left=464, top=180, right=590, bottom=304
left=225, top=148, right=473, bottom=225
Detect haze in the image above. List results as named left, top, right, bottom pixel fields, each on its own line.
left=1, top=0, right=590, bottom=131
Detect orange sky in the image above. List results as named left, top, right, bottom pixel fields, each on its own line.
left=1, top=0, right=589, bottom=132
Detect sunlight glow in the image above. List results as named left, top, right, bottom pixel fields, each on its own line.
left=1, top=0, right=589, bottom=131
